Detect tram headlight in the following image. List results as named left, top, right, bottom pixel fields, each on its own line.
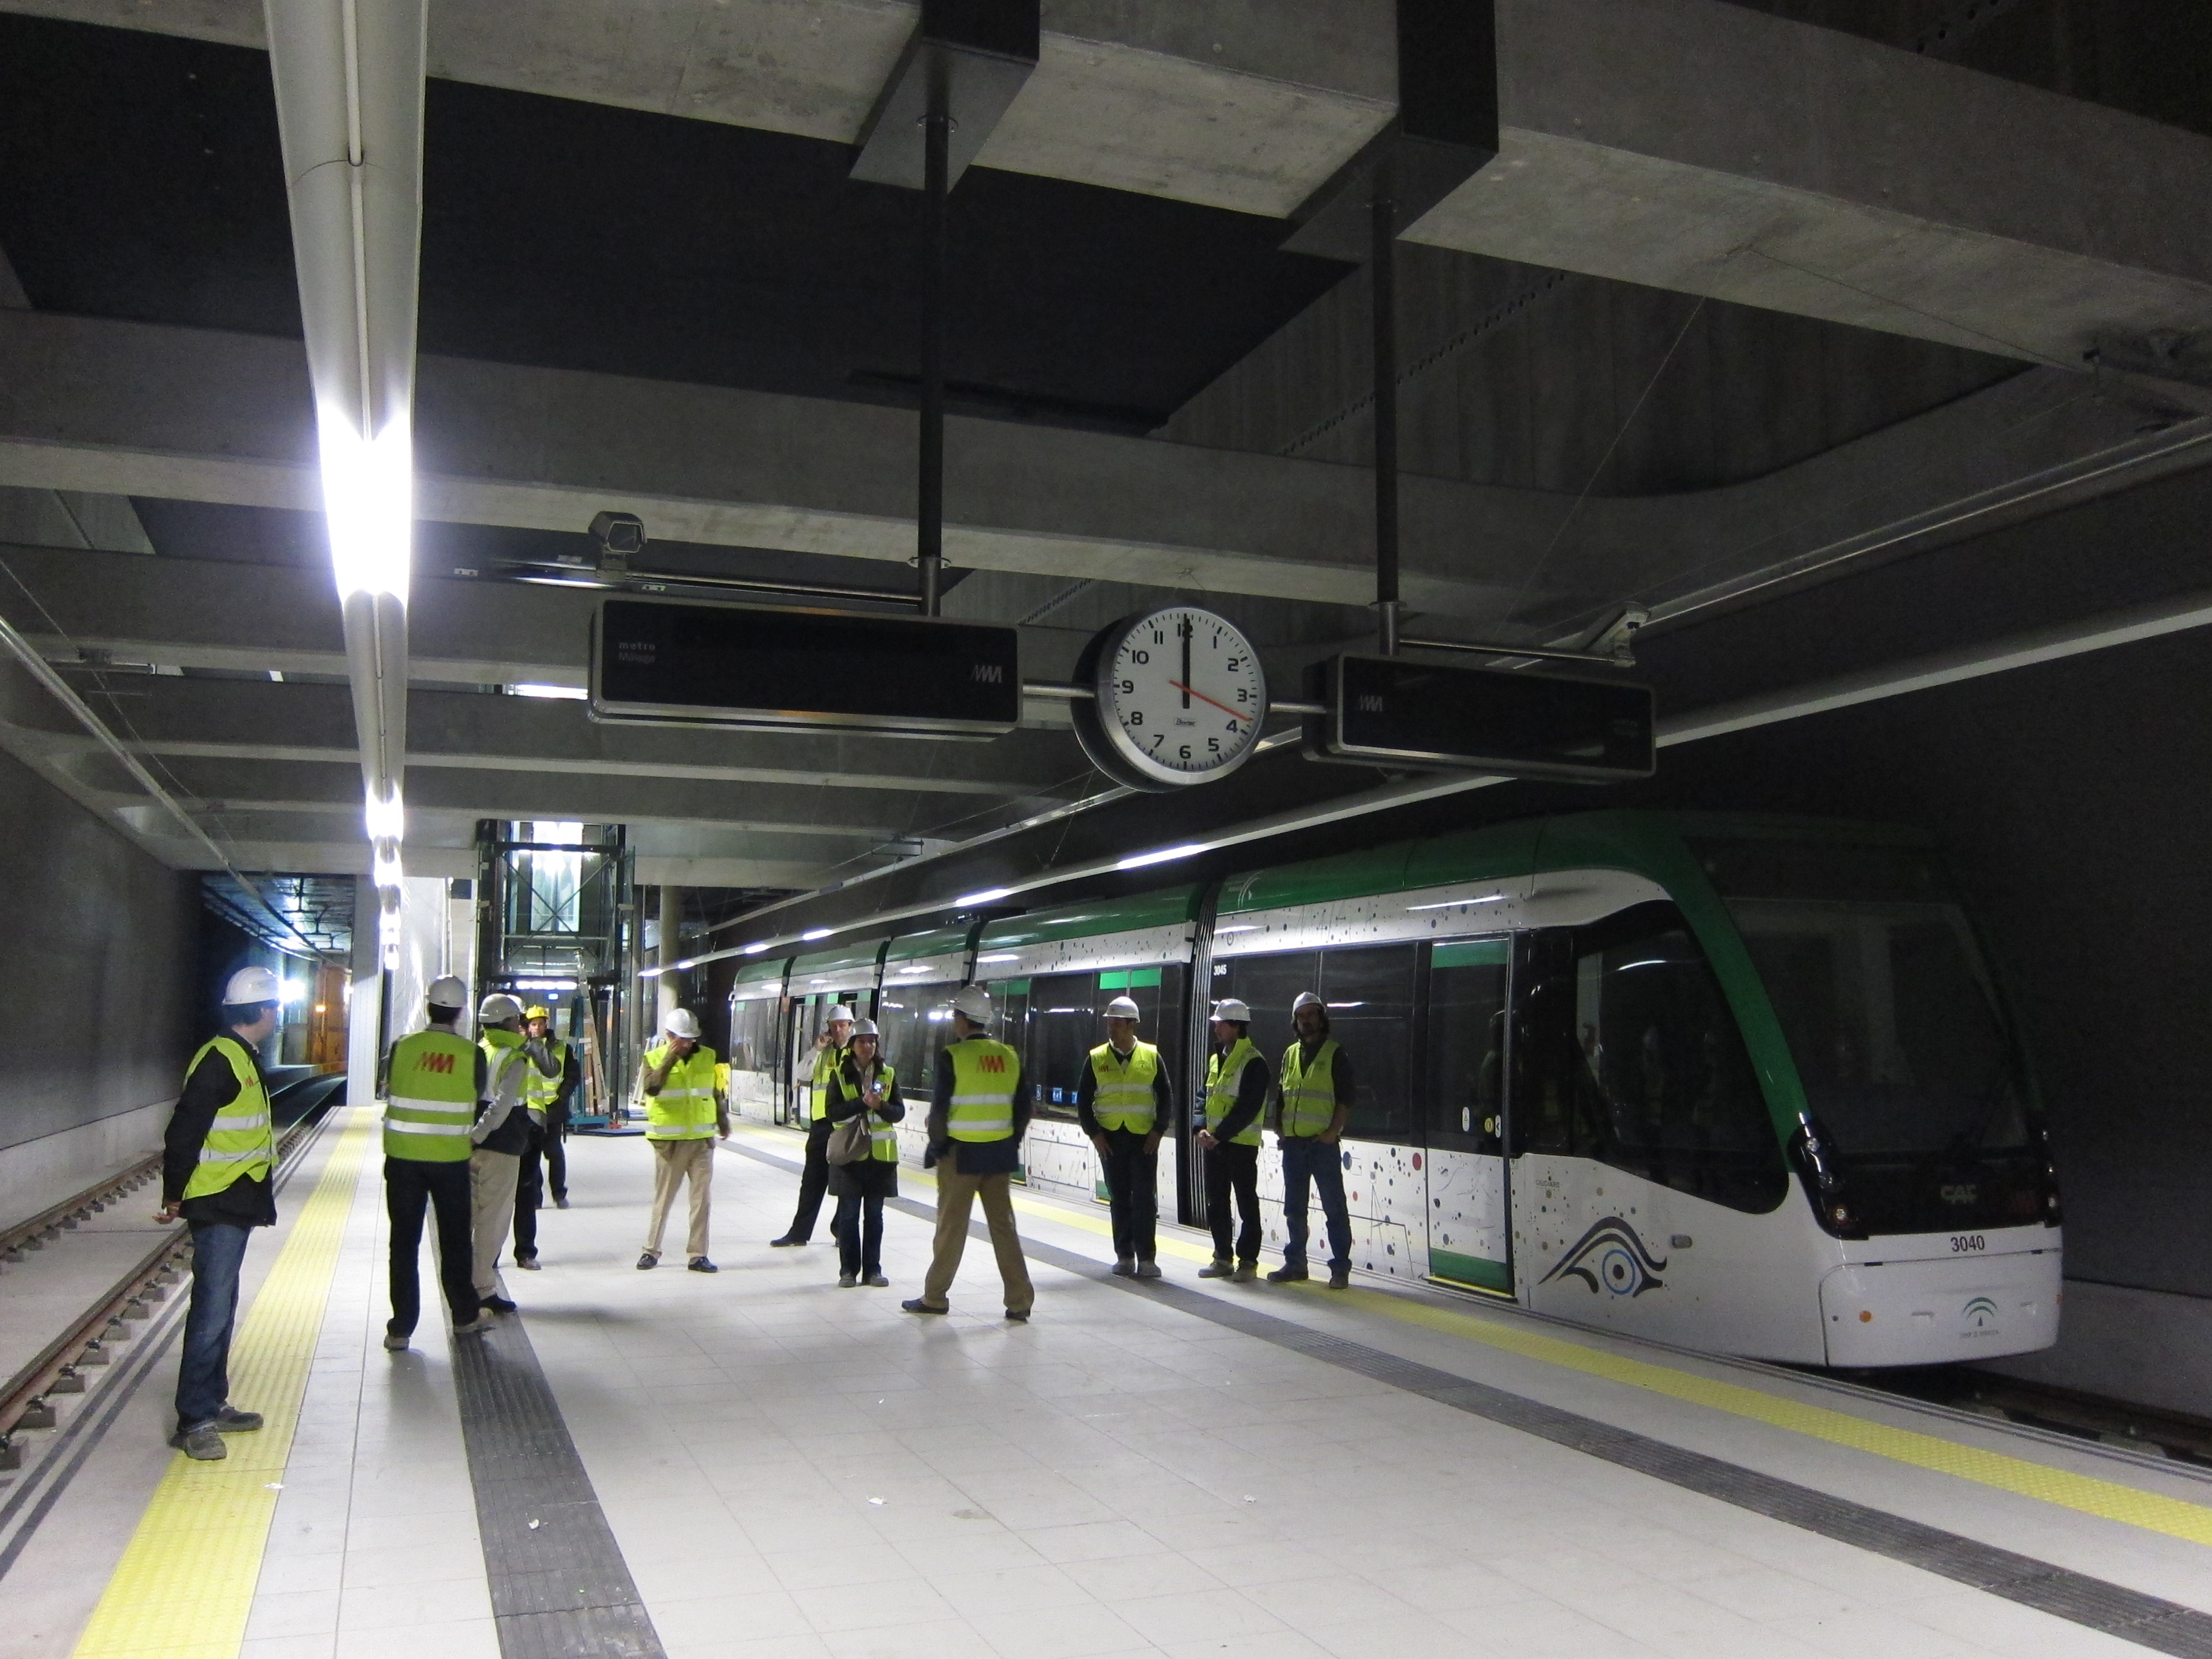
left=1828, top=1202, right=1852, bottom=1227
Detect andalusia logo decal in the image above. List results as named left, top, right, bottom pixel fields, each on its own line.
left=1963, top=1296, right=2000, bottom=1333
left=1539, top=1216, right=1669, bottom=1297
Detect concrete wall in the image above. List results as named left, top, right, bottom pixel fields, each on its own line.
left=0, top=740, right=196, bottom=1216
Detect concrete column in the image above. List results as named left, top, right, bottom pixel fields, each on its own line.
left=346, top=873, right=384, bottom=1107
left=656, top=883, right=683, bottom=1027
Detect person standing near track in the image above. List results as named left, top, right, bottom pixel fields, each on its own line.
left=155, top=965, right=283, bottom=1460
left=1196, top=997, right=1267, bottom=1283
left=1268, top=991, right=1355, bottom=1288
left=826, top=1018, right=903, bottom=1288
left=903, top=985, right=1034, bottom=1321
left=380, top=976, right=490, bottom=1352
left=471, top=993, right=555, bottom=1314
left=1074, top=995, right=1171, bottom=1279
left=637, top=1007, right=728, bottom=1272
left=772, top=1003, right=854, bottom=1247
left=511, top=1003, right=580, bottom=1271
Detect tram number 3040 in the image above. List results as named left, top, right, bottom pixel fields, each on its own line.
left=1950, top=1235, right=1988, bottom=1253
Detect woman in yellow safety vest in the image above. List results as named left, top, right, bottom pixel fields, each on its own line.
left=825, top=1018, right=905, bottom=1287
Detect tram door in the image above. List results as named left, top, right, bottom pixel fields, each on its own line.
left=1423, top=938, right=1514, bottom=1295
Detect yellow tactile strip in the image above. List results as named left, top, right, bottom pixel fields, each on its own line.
left=72, top=1109, right=371, bottom=1659
left=731, top=1124, right=2212, bottom=1550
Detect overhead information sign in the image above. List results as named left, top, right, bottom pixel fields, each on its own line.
left=591, top=598, right=1021, bottom=737
left=1304, top=654, right=1654, bottom=781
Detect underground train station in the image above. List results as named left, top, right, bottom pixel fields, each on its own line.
left=1, top=2, right=2209, bottom=1656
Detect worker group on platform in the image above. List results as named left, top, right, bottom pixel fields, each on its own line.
left=158, top=967, right=1356, bottom=1460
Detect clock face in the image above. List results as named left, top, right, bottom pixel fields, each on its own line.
left=1087, top=607, right=1268, bottom=787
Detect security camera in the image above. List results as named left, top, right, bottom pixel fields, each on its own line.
left=588, top=511, right=646, bottom=575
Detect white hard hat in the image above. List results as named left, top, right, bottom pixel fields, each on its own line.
left=850, top=1017, right=880, bottom=1037
left=950, top=984, right=994, bottom=1024
left=427, top=974, right=468, bottom=1010
left=1292, top=992, right=1326, bottom=1015
left=825, top=1004, right=856, bottom=1024
left=1103, top=996, right=1141, bottom=1020
left=663, top=1007, right=702, bottom=1040
left=1210, top=998, right=1252, bottom=1024
left=223, top=965, right=282, bottom=1007
left=480, top=993, right=524, bottom=1024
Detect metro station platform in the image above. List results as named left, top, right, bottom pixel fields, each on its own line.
left=7, top=1108, right=2210, bottom=1659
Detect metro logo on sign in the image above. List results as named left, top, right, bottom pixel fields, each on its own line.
left=417, top=1052, right=455, bottom=1074
left=977, top=1054, right=1007, bottom=1073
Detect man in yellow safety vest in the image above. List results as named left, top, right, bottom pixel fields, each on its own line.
left=155, top=965, right=283, bottom=1460
left=1268, top=991, right=1356, bottom=1288
left=903, top=984, right=1034, bottom=1319
left=772, top=1002, right=854, bottom=1247
left=637, top=1007, right=728, bottom=1271
left=469, top=993, right=557, bottom=1314
left=1074, top=994, right=1173, bottom=1278
left=381, top=976, right=495, bottom=1350
left=1196, top=997, right=1269, bottom=1282
left=511, top=1003, right=580, bottom=1270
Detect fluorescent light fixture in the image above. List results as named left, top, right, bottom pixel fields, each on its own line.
left=1117, top=843, right=1205, bottom=871
left=674, top=959, right=695, bottom=970
left=1406, top=893, right=1506, bottom=912
left=960, top=888, right=1014, bottom=906
left=280, top=980, right=307, bottom=1005
left=510, top=683, right=588, bottom=699
left=802, top=927, right=833, bottom=941
left=319, top=414, right=414, bottom=602
left=743, top=942, right=769, bottom=954
left=638, top=966, right=663, bottom=978
left=1326, top=1001, right=1364, bottom=1009
left=1615, top=959, right=1671, bottom=971
left=975, top=953, right=1020, bottom=964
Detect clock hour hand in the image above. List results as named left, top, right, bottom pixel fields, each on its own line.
left=1168, top=680, right=1251, bottom=723
left=1180, top=618, right=1191, bottom=709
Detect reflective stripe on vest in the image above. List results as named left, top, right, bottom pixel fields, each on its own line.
left=1278, top=1038, right=1341, bottom=1138
left=833, top=1061, right=902, bottom=1162
left=1088, top=1041, right=1161, bottom=1133
left=181, top=1035, right=277, bottom=1200
left=384, top=1029, right=478, bottom=1162
left=645, top=1044, right=720, bottom=1139
left=1204, top=1038, right=1263, bottom=1146
left=947, top=1039, right=1018, bottom=1141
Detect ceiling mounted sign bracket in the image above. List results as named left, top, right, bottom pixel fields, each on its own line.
left=853, top=2, right=1041, bottom=619
left=1284, top=1, right=1498, bottom=655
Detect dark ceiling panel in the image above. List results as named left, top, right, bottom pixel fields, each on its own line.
left=0, top=13, right=1349, bottom=431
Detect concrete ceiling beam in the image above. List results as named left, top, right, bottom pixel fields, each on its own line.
left=9, top=0, right=2212, bottom=360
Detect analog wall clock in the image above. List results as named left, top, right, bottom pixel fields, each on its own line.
left=1071, top=606, right=1269, bottom=790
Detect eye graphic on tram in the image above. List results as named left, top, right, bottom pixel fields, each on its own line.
left=1540, top=1216, right=1670, bottom=1297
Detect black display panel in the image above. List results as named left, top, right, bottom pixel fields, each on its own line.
left=591, top=598, right=1022, bottom=736
left=1304, top=653, right=1654, bottom=780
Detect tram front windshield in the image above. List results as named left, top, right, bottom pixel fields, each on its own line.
left=1694, top=838, right=2031, bottom=1162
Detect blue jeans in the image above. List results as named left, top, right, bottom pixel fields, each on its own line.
left=1279, top=1137, right=1352, bottom=1271
left=176, top=1221, right=251, bottom=1432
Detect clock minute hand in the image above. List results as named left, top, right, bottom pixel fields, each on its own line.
left=1180, top=620, right=1191, bottom=709
left=1169, top=679, right=1252, bottom=723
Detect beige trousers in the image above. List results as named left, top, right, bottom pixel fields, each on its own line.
left=469, top=1148, right=521, bottom=1299
left=645, top=1138, right=714, bottom=1258
left=921, top=1147, right=1034, bottom=1315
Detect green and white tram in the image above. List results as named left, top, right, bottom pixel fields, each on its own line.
left=725, top=810, right=2060, bottom=1367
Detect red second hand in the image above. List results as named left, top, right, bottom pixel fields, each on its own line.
left=1170, top=680, right=1251, bottom=723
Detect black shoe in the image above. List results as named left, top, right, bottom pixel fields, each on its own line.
left=554, top=1196, right=570, bottom=1209
left=170, top=1425, right=226, bottom=1460
left=837, top=1272, right=858, bottom=1288
left=1265, top=1264, right=1308, bottom=1284
left=1005, top=1309, right=1031, bottom=1323
left=901, top=1298, right=948, bottom=1316
left=1329, top=1266, right=1352, bottom=1289
left=481, top=1295, right=518, bottom=1314
left=636, top=1252, right=658, bottom=1270
left=688, top=1256, right=718, bottom=1273
left=514, top=1256, right=541, bottom=1272
left=212, top=1406, right=263, bottom=1433
left=769, top=1233, right=806, bottom=1247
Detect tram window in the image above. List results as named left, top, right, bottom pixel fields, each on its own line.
left=1025, top=972, right=1095, bottom=1121
left=1320, top=944, right=1417, bottom=1144
left=728, top=996, right=777, bottom=1076
left=1425, top=940, right=1508, bottom=1153
left=874, top=982, right=957, bottom=1084
left=1515, top=903, right=1786, bottom=1213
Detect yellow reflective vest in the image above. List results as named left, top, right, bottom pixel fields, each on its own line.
left=645, top=1043, right=720, bottom=1140
left=831, top=1061, right=900, bottom=1162
left=1278, top=1038, right=1342, bottom=1138
left=946, top=1037, right=1019, bottom=1142
left=180, top=1036, right=276, bottom=1199
left=809, top=1045, right=844, bottom=1122
left=384, top=1028, right=478, bottom=1162
left=1204, top=1038, right=1264, bottom=1146
left=1088, top=1041, right=1161, bottom=1134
